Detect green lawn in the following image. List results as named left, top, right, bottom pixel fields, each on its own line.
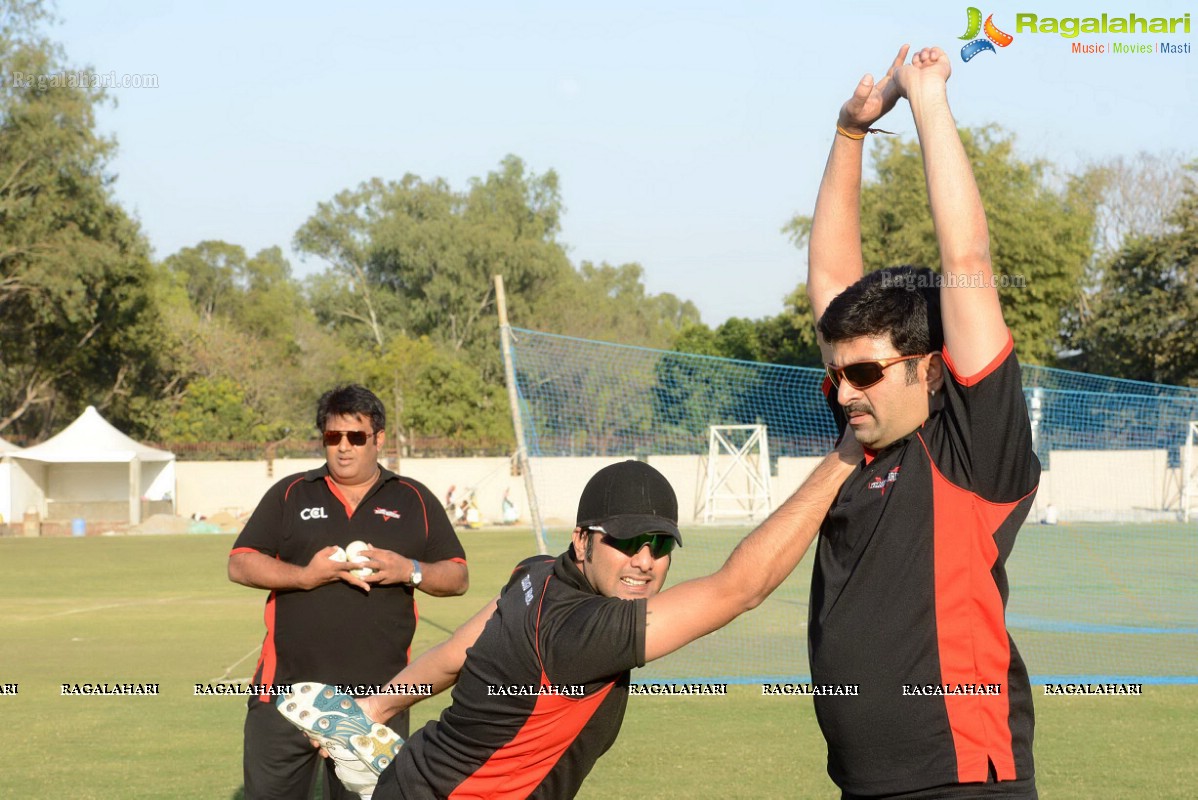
left=0, top=531, right=1194, bottom=798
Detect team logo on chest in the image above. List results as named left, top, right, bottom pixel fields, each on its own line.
left=373, top=507, right=401, bottom=521
left=867, top=465, right=901, bottom=494
left=300, top=507, right=327, bottom=520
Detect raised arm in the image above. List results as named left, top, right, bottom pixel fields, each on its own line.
left=642, top=434, right=859, bottom=662
left=358, top=596, right=499, bottom=722
left=808, top=44, right=909, bottom=356
left=894, top=46, right=1008, bottom=374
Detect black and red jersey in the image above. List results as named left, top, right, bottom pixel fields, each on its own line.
left=378, top=551, right=646, bottom=799
left=811, top=333, right=1040, bottom=796
left=230, top=466, right=466, bottom=699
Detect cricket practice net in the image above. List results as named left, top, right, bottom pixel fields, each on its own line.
left=508, top=328, right=1198, bottom=684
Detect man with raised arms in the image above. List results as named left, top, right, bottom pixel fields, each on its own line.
left=805, top=45, right=1040, bottom=797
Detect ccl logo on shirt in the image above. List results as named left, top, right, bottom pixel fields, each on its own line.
left=300, top=507, right=328, bottom=520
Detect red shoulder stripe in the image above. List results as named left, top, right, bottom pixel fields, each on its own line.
left=942, top=330, right=1014, bottom=387
left=282, top=476, right=305, bottom=502
left=397, top=480, right=430, bottom=538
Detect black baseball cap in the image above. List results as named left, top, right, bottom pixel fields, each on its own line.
left=576, top=460, right=681, bottom=545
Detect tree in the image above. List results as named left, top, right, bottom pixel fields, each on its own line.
left=160, top=240, right=242, bottom=323
left=160, top=241, right=305, bottom=346
left=1070, top=168, right=1198, bottom=386
left=155, top=241, right=335, bottom=442
left=1066, top=151, right=1193, bottom=329
left=293, top=178, right=402, bottom=349
left=296, top=156, right=576, bottom=378
left=344, top=334, right=511, bottom=452
left=664, top=286, right=826, bottom=456
left=787, top=126, right=1097, bottom=364
left=296, top=158, right=707, bottom=452
left=537, top=260, right=703, bottom=350
left=672, top=284, right=821, bottom=367
left=0, top=0, right=166, bottom=438
left=159, top=376, right=264, bottom=443
left=1086, top=151, right=1190, bottom=265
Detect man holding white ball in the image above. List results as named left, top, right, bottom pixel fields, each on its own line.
left=229, top=384, right=469, bottom=800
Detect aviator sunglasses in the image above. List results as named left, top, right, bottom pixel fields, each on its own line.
left=322, top=429, right=376, bottom=447
left=826, top=354, right=926, bottom=391
left=591, top=530, right=677, bottom=559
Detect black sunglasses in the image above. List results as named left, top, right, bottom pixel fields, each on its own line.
left=595, top=531, right=676, bottom=559
left=322, top=430, right=376, bottom=447
left=826, top=354, right=926, bottom=390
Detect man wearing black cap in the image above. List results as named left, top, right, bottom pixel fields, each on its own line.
left=279, top=449, right=857, bottom=799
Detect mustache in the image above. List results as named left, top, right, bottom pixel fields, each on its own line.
left=842, top=403, right=873, bottom=417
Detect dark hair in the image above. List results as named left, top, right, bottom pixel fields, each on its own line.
left=818, top=267, right=943, bottom=378
left=316, top=385, right=386, bottom=433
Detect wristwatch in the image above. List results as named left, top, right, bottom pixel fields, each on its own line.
left=408, top=559, right=423, bottom=588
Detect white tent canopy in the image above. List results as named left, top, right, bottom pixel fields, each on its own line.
left=10, top=406, right=175, bottom=526
left=15, top=406, right=173, bottom=463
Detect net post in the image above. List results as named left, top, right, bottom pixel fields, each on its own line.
left=1184, top=421, right=1198, bottom=523
left=494, top=275, right=550, bottom=555
left=1027, top=387, right=1044, bottom=521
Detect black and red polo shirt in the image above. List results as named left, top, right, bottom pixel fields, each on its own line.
left=810, top=332, right=1040, bottom=796
left=230, top=465, right=466, bottom=698
left=376, top=551, right=645, bottom=799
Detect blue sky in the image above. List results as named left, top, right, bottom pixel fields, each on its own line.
left=52, top=0, right=1197, bottom=325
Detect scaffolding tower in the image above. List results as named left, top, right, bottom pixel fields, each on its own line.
left=698, top=424, right=772, bottom=523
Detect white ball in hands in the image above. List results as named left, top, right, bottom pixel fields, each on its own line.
left=328, top=546, right=347, bottom=562
left=346, top=540, right=375, bottom=578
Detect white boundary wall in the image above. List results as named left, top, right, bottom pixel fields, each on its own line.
left=175, top=450, right=1183, bottom=526
left=1038, top=449, right=1180, bottom=522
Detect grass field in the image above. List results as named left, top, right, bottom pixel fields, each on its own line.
left=1, top=530, right=1195, bottom=799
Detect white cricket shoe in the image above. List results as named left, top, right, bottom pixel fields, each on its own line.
left=276, top=682, right=403, bottom=797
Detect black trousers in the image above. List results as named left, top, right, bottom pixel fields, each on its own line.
left=243, top=697, right=409, bottom=799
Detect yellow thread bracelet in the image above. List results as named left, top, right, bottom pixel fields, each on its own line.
left=836, top=126, right=898, bottom=140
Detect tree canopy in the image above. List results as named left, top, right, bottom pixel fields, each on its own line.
left=295, top=157, right=576, bottom=376
left=0, top=0, right=166, bottom=438
left=1069, top=167, right=1198, bottom=386
left=2, top=1, right=1192, bottom=452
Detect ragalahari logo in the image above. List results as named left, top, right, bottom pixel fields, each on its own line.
left=959, top=7, right=1014, bottom=61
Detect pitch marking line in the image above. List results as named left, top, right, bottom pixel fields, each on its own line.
left=15, top=595, right=198, bottom=621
